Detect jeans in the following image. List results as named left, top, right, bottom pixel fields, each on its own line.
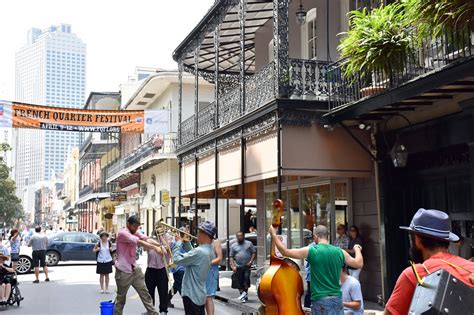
left=304, top=281, right=312, bottom=308
left=145, top=267, right=169, bottom=312
left=311, top=296, right=344, bottom=315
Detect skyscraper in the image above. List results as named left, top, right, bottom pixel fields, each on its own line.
left=14, top=24, right=86, bottom=198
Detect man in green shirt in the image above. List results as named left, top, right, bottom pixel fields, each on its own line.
left=269, top=225, right=363, bottom=315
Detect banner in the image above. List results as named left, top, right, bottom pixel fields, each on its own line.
left=0, top=101, right=168, bottom=134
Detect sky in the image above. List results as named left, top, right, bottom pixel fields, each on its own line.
left=0, top=0, right=215, bottom=101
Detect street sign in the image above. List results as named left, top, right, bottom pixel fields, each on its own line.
left=111, top=192, right=127, bottom=202
left=160, top=190, right=170, bottom=206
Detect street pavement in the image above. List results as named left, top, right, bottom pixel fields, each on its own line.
left=3, top=260, right=242, bottom=315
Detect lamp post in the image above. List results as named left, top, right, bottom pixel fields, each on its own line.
left=296, top=0, right=307, bottom=26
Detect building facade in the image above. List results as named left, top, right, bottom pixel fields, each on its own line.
left=76, top=92, right=120, bottom=233
left=173, top=0, right=384, bottom=301
left=14, top=23, right=86, bottom=199
left=61, top=147, right=80, bottom=230
left=107, top=69, right=220, bottom=235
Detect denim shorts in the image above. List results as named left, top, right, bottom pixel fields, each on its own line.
left=206, top=265, right=219, bottom=297
left=311, top=296, right=343, bottom=315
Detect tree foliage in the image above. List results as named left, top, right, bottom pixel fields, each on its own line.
left=0, top=143, right=23, bottom=226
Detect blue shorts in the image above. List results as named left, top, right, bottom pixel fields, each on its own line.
left=206, top=265, right=219, bottom=297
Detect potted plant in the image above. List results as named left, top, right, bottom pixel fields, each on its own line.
left=338, top=3, right=414, bottom=97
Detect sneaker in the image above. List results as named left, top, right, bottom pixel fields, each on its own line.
left=160, top=312, right=168, bottom=315
left=33, top=280, right=39, bottom=284
left=100, top=290, right=104, bottom=294
left=238, top=292, right=246, bottom=300
left=242, top=296, right=248, bottom=303
left=45, top=278, right=50, bottom=282
left=239, top=292, right=248, bottom=302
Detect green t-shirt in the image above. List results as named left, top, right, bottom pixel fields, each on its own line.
left=308, top=243, right=344, bottom=301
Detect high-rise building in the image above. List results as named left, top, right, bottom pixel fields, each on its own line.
left=14, top=24, right=86, bottom=198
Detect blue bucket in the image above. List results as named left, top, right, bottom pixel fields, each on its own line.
left=100, top=301, right=114, bottom=315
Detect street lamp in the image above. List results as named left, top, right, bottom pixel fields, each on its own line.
left=296, top=0, right=307, bottom=26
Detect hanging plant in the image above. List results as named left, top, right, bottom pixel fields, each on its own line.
left=338, top=3, right=414, bottom=82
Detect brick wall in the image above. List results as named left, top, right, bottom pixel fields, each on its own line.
left=352, top=177, right=382, bottom=302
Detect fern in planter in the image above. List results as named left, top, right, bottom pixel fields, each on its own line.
left=404, top=0, right=474, bottom=40
left=338, top=3, right=414, bottom=90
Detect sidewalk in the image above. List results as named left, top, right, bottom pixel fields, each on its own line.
left=216, top=271, right=384, bottom=315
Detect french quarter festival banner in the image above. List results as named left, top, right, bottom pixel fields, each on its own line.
left=0, top=101, right=169, bottom=134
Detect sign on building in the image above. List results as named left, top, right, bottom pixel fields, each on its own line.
left=111, top=192, right=127, bottom=202
left=160, top=190, right=170, bottom=206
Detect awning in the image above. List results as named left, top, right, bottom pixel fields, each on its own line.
left=76, top=192, right=111, bottom=205
left=173, top=0, right=274, bottom=74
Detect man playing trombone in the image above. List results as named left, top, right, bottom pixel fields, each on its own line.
left=172, top=221, right=216, bottom=315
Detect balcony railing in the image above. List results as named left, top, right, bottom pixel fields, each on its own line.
left=180, top=60, right=335, bottom=146
left=327, top=28, right=474, bottom=111
left=107, top=134, right=178, bottom=180
left=79, top=185, right=93, bottom=198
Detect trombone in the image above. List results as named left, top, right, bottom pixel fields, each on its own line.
left=156, top=221, right=198, bottom=241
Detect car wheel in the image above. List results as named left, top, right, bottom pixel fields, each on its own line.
left=46, top=251, right=60, bottom=266
left=16, top=256, right=32, bottom=274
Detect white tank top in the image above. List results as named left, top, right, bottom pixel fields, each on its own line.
left=97, top=241, right=113, bottom=263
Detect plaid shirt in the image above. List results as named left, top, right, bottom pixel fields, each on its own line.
left=333, top=234, right=350, bottom=249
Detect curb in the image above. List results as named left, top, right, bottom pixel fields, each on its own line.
left=215, top=294, right=259, bottom=313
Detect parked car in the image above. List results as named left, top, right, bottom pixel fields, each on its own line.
left=14, top=232, right=116, bottom=273
left=219, top=228, right=313, bottom=270
left=46, top=232, right=116, bottom=266
left=16, top=245, right=33, bottom=275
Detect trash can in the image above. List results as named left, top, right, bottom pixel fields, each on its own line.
left=100, top=301, right=114, bottom=315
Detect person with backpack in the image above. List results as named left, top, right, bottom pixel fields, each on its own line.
left=93, top=231, right=113, bottom=293
left=385, top=208, right=474, bottom=314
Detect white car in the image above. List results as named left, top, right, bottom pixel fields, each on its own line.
left=16, top=245, right=34, bottom=275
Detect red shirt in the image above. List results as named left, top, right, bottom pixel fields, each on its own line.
left=386, top=252, right=474, bottom=315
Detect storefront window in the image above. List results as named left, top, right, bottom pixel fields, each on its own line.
left=335, top=182, right=348, bottom=229
left=302, top=184, right=331, bottom=239
left=288, top=188, right=301, bottom=248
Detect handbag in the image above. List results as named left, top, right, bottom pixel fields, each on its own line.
left=231, top=271, right=239, bottom=289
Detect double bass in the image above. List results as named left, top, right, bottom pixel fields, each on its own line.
left=258, top=199, right=304, bottom=315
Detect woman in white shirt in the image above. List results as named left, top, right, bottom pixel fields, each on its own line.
left=93, top=232, right=113, bottom=293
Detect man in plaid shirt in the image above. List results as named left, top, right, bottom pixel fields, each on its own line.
left=333, top=224, right=350, bottom=249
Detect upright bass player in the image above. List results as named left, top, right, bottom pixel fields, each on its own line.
left=269, top=224, right=363, bottom=315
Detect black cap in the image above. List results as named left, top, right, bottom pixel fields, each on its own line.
left=127, top=215, right=140, bottom=225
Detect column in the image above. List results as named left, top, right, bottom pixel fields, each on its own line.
left=214, top=140, right=219, bottom=236
left=273, top=0, right=290, bottom=97
left=214, top=22, right=220, bottom=127
left=178, top=60, right=183, bottom=145
left=194, top=47, right=200, bottom=138
left=239, top=0, right=247, bottom=114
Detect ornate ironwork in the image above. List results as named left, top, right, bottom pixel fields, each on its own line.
left=289, top=59, right=330, bottom=100
left=196, top=141, right=216, bottom=158
left=178, top=59, right=183, bottom=145
left=245, top=62, right=276, bottom=113
left=243, top=112, right=277, bottom=139
left=198, top=102, right=217, bottom=136
left=273, top=0, right=289, bottom=97
left=239, top=0, right=247, bottom=114
left=181, top=115, right=195, bottom=145
left=181, top=151, right=195, bottom=164
left=217, top=128, right=242, bottom=149
left=218, top=73, right=240, bottom=95
left=218, top=87, right=241, bottom=126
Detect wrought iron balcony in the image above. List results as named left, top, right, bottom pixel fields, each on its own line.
left=179, top=60, right=333, bottom=146
left=327, top=28, right=474, bottom=111
left=106, top=134, right=178, bottom=182
left=79, top=185, right=93, bottom=198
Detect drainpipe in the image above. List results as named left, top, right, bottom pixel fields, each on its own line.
left=372, top=124, right=387, bottom=305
